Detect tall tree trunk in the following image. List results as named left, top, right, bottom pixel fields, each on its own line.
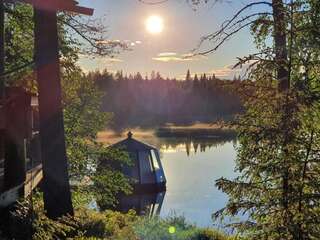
left=272, top=0, right=289, bottom=91
left=272, top=0, right=296, bottom=238
left=34, top=8, right=73, bottom=219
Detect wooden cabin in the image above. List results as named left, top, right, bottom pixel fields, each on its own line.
left=108, top=132, right=166, bottom=192
left=0, top=88, right=42, bottom=208
left=0, top=0, right=94, bottom=218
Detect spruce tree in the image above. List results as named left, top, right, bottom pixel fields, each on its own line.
left=189, top=0, right=320, bottom=238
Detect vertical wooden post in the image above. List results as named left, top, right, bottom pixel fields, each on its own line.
left=34, top=8, right=73, bottom=218
left=4, top=88, right=28, bottom=191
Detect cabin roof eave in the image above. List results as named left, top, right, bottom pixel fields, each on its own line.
left=110, top=138, right=158, bottom=152
left=4, top=0, right=94, bottom=15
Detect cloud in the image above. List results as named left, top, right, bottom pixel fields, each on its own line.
left=209, top=61, right=257, bottom=79
left=78, top=55, right=123, bottom=73
left=153, top=52, right=207, bottom=62
left=123, top=39, right=143, bottom=47
left=103, top=57, right=123, bottom=63
left=174, top=61, right=256, bottom=80
left=210, top=66, right=241, bottom=78
left=95, top=39, right=122, bottom=45
left=158, top=52, right=177, bottom=57
left=152, top=56, right=194, bottom=62
left=95, top=39, right=142, bottom=49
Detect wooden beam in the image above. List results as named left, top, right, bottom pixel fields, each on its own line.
left=24, top=164, right=43, bottom=197
left=4, top=0, right=94, bottom=15
left=34, top=8, right=74, bottom=218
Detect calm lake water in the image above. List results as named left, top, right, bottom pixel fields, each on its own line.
left=99, top=131, right=238, bottom=227
left=159, top=138, right=237, bottom=227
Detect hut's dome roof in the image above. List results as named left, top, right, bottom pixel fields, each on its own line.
left=111, top=132, right=157, bottom=152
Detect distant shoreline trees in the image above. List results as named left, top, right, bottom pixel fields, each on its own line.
left=88, top=69, right=243, bottom=131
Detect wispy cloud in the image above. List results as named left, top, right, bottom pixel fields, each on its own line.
left=175, top=61, right=256, bottom=80
left=95, top=39, right=122, bottom=44
left=153, top=52, right=207, bottom=62
left=152, top=56, right=193, bottom=62
left=158, top=52, right=177, bottom=57
left=209, top=61, right=257, bottom=79
left=78, top=55, right=123, bottom=73
left=95, top=39, right=142, bottom=49
left=124, top=39, right=143, bottom=48
left=210, top=65, right=241, bottom=78
left=104, top=57, right=123, bottom=63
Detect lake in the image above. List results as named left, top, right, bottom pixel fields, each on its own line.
left=98, top=131, right=238, bottom=227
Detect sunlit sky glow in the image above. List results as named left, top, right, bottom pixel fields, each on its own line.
left=146, top=15, right=164, bottom=34
left=78, top=0, right=260, bottom=79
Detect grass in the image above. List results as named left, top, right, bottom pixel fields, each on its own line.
left=134, top=214, right=238, bottom=240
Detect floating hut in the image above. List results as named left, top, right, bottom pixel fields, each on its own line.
left=110, top=132, right=166, bottom=192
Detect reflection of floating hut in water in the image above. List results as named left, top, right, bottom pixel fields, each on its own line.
left=115, top=191, right=165, bottom=217
left=111, top=132, right=166, bottom=192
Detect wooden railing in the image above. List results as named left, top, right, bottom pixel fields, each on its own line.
left=0, top=130, right=43, bottom=208
left=0, top=164, right=43, bottom=208
left=24, top=164, right=43, bottom=197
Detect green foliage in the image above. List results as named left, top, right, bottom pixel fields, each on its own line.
left=134, top=215, right=235, bottom=240
left=61, top=62, right=133, bottom=208
left=3, top=1, right=133, bottom=211
left=91, top=146, right=133, bottom=208
left=4, top=196, right=81, bottom=240
left=2, top=197, right=236, bottom=240
left=4, top=3, right=34, bottom=87
left=2, top=195, right=137, bottom=240
left=62, top=66, right=109, bottom=180
left=214, top=1, right=320, bottom=239
left=92, top=167, right=133, bottom=209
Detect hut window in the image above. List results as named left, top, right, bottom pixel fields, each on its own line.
left=150, top=150, right=160, bottom=170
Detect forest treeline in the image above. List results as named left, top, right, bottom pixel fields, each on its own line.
left=88, top=69, right=243, bottom=130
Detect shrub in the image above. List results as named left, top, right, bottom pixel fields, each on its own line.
left=1, top=197, right=237, bottom=240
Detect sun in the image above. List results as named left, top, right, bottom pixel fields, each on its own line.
left=146, top=15, right=164, bottom=34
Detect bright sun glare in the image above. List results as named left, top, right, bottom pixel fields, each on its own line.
left=146, top=15, right=164, bottom=34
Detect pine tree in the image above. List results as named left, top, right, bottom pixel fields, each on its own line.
left=186, top=69, right=191, bottom=82
left=203, top=1, right=320, bottom=239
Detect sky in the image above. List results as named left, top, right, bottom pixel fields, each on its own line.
left=77, top=0, right=259, bottom=79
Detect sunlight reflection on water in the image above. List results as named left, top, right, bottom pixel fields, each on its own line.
left=159, top=139, right=237, bottom=227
